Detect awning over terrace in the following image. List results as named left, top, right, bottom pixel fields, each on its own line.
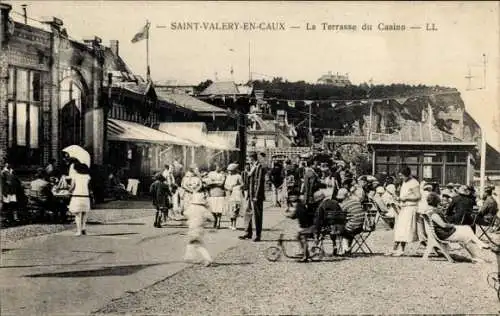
left=107, top=119, right=195, bottom=146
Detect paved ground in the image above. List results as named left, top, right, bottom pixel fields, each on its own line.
left=0, top=202, right=284, bottom=316
left=1, top=201, right=499, bottom=315
left=94, top=217, right=500, bottom=315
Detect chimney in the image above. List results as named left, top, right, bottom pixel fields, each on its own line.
left=21, top=4, right=27, bottom=24
left=41, top=16, right=63, bottom=31
left=0, top=2, right=12, bottom=45
left=109, top=40, right=119, bottom=56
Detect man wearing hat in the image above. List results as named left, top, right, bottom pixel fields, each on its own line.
left=446, top=185, right=476, bottom=227
left=442, top=183, right=457, bottom=199
left=240, top=152, right=266, bottom=242
left=313, top=190, right=346, bottom=255
left=477, top=185, right=499, bottom=230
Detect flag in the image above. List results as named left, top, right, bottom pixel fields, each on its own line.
left=287, top=101, right=295, bottom=108
left=131, top=22, right=150, bottom=43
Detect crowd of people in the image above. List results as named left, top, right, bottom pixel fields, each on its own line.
left=279, top=159, right=499, bottom=263
left=2, top=149, right=498, bottom=267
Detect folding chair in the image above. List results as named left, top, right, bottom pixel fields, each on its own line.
left=350, top=203, right=379, bottom=254
left=472, top=211, right=500, bottom=247
left=421, top=213, right=454, bottom=263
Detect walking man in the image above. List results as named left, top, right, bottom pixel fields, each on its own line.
left=240, top=152, right=266, bottom=242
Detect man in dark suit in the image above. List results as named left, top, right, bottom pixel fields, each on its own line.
left=240, top=152, right=266, bottom=242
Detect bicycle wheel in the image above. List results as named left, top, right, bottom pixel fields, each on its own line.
left=265, top=246, right=282, bottom=262
left=310, top=246, right=325, bottom=261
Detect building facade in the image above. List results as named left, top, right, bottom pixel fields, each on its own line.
left=317, top=71, right=351, bottom=86
left=0, top=4, right=105, bottom=173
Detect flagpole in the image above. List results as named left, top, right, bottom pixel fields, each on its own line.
left=146, top=20, right=150, bottom=82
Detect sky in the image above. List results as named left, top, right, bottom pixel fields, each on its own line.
left=6, top=1, right=500, bottom=150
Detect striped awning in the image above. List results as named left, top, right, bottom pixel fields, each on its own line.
left=107, top=119, right=195, bottom=146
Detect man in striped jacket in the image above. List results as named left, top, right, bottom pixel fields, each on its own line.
left=337, top=188, right=365, bottom=254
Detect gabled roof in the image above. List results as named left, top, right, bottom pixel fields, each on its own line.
left=157, top=91, right=226, bottom=115
left=199, top=81, right=253, bottom=96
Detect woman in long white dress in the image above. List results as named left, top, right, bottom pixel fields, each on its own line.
left=388, top=166, right=420, bottom=256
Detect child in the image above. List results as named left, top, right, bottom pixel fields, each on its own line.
left=183, top=177, right=213, bottom=267
left=285, top=192, right=315, bottom=262
left=150, top=174, right=170, bottom=228
left=224, top=163, right=243, bottom=230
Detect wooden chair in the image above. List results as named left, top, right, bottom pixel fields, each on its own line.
left=420, top=213, right=454, bottom=263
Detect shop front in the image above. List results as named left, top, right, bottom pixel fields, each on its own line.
left=369, top=143, right=476, bottom=185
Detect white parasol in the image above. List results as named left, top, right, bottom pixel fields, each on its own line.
left=62, top=145, right=91, bottom=167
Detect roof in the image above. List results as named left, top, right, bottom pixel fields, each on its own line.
left=199, top=81, right=253, bottom=96
left=107, top=119, right=194, bottom=146
left=157, top=91, right=226, bottom=115
left=103, top=47, right=134, bottom=75
left=158, top=122, right=236, bottom=151
left=368, top=120, right=476, bottom=146
left=115, top=81, right=152, bottom=96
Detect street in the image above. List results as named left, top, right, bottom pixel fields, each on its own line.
left=1, top=201, right=499, bottom=315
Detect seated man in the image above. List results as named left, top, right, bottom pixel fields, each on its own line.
left=424, top=192, right=490, bottom=263
left=337, top=188, right=365, bottom=254
left=313, top=190, right=347, bottom=254
left=285, top=192, right=315, bottom=262
left=29, top=169, right=54, bottom=209
left=476, top=186, right=498, bottom=228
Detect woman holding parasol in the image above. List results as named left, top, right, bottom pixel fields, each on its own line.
left=62, top=145, right=92, bottom=236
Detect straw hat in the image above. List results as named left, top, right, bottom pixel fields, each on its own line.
left=457, top=185, right=470, bottom=196
left=336, top=188, right=349, bottom=200
left=376, top=186, right=385, bottom=194
left=312, top=191, right=326, bottom=203
left=423, top=183, right=433, bottom=191
left=385, top=184, right=396, bottom=195
left=227, top=163, right=239, bottom=172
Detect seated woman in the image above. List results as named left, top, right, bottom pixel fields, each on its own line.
left=425, top=192, right=490, bottom=263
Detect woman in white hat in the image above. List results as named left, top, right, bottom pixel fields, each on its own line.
left=224, top=163, right=243, bottom=230
left=183, top=177, right=213, bottom=267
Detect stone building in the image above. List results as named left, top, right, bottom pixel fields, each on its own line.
left=0, top=3, right=105, bottom=173
left=317, top=71, right=351, bottom=87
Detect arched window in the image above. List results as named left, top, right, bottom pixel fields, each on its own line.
left=59, top=70, right=87, bottom=149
